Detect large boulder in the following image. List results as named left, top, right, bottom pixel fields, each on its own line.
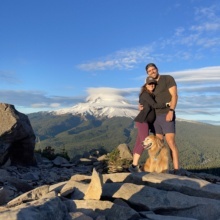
left=0, top=103, right=36, bottom=166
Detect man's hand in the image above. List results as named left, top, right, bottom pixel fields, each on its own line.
left=138, top=104, right=144, bottom=111
left=166, top=111, right=174, bottom=121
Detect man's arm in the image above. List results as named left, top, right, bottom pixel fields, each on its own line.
left=166, top=85, right=178, bottom=121
left=169, top=85, right=178, bottom=109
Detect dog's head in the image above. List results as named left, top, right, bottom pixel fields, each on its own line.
left=142, top=135, right=163, bottom=151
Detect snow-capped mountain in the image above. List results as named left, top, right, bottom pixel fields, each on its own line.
left=51, top=93, right=208, bottom=125
left=53, top=94, right=139, bottom=118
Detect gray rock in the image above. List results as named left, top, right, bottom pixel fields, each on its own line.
left=72, top=200, right=140, bottom=220
left=0, top=103, right=36, bottom=166
left=102, top=181, right=220, bottom=220
left=7, top=184, right=50, bottom=207
left=0, top=197, right=71, bottom=220
left=127, top=172, right=220, bottom=199
left=117, top=143, right=133, bottom=160
left=52, top=156, right=70, bottom=166
left=1, top=157, right=220, bottom=220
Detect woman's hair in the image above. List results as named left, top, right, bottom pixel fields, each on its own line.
left=140, top=84, right=150, bottom=95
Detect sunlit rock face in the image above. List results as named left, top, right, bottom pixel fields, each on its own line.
left=0, top=103, right=36, bottom=166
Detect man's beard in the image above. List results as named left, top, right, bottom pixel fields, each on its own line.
left=154, top=73, right=160, bottom=80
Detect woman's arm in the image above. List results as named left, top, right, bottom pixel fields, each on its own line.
left=142, top=92, right=167, bottom=109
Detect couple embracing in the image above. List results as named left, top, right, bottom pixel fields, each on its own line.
left=129, top=63, right=179, bottom=173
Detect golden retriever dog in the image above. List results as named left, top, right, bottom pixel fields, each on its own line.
left=142, top=135, right=169, bottom=173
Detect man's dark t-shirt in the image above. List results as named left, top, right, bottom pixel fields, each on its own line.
left=153, top=75, right=176, bottom=115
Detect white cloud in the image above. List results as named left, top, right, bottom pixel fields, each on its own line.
left=174, top=27, right=185, bottom=36
left=77, top=46, right=154, bottom=71
left=86, top=87, right=138, bottom=102
left=191, top=23, right=220, bottom=32
left=31, top=103, right=48, bottom=108
left=50, top=103, right=61, bottom=108
left=167, top=66, right=220, bottom=82
left=0, top=71, right=21, bottom=84
left=194, top=4, right=219, bottom=21
left=77, top=4, right=220, bottom=72
left=0, top=90, right=85, bottom=110
left=31, top=103, right=61, bottom=108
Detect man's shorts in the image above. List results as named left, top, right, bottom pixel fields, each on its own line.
left=153, top=113, right=176, bottom=135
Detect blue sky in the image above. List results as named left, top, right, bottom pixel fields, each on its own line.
left=0, top=0, right=220, bottom=125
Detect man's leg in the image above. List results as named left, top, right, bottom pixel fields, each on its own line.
left=154, top=114, right=179, bottom=170
left=165, top=133, right=179, bottom=170
left=156, top=133, right=163, bottom=141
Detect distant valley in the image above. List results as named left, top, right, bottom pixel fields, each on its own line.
left=28, top=111, right=220, bottom=171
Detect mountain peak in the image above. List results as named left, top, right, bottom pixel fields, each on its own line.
left=53, top=94, right=138, bottom=118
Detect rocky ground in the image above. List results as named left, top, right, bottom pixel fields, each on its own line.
left=0, top=144, right=220, bottom=220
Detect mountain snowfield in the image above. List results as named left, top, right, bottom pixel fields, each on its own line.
left=53, top=94, right=139, bottom=118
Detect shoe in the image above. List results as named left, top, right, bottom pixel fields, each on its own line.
left=129, top=164, right=141, bottom=173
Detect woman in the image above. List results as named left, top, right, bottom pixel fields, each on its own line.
left=129, top=76, right=169, bottom=173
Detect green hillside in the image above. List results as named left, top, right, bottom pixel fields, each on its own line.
left=176, top=120, right=220, bottom=169
left=28, top=112, right=220, bottom=171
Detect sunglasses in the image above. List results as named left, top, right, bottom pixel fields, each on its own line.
left=148, top=83, right=155, bottom=85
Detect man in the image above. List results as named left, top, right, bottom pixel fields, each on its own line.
left=145, top=63, right=179, bottom=172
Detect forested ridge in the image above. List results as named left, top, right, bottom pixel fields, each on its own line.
left=29, top=112, right=220, bottom=173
